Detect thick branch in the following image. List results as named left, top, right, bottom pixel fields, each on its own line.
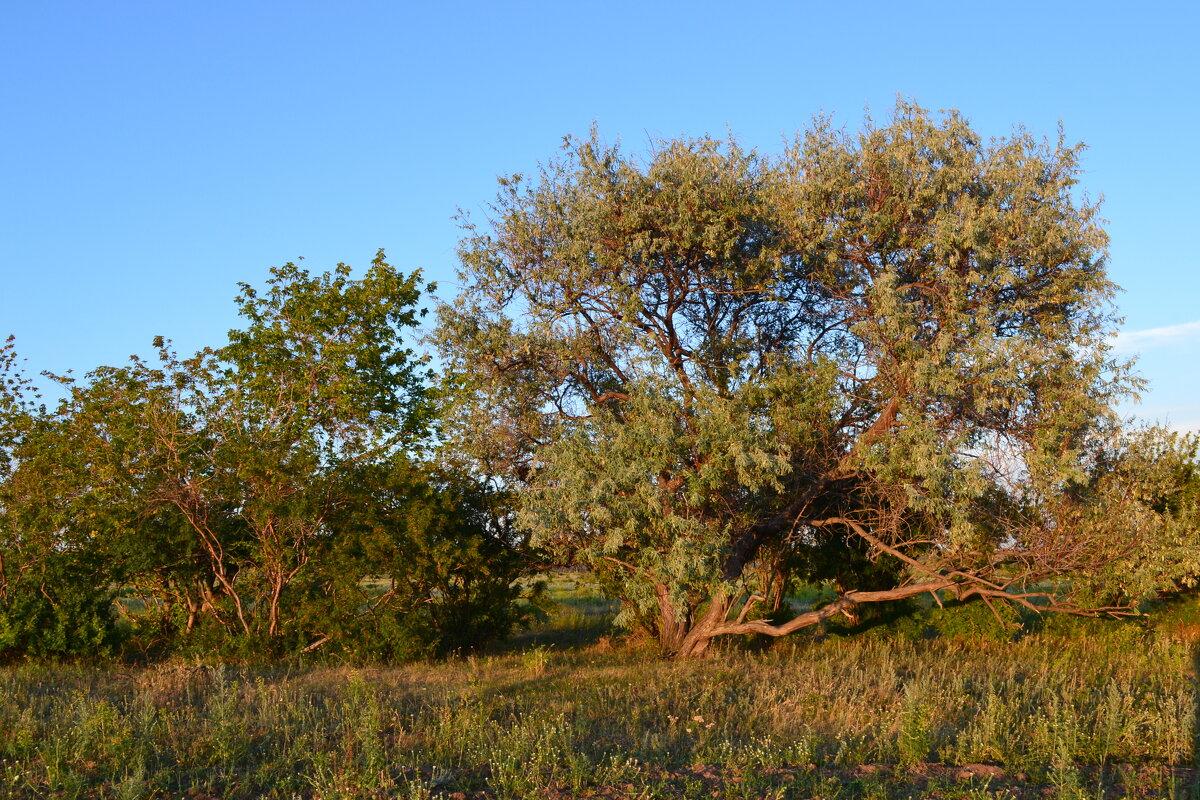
left=711, top=580, right=953, bottom=637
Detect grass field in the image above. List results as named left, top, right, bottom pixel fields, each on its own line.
left=0, top=575, right=1197, bottom=799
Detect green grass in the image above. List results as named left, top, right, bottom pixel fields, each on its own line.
left=0, top=579, right=1197, bottom=799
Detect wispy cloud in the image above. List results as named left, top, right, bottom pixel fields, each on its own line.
left=1121, top=403, right=1200, bottom=435
left=1134, top=414, right=1200, bottom=435
left=1112, top=320, right=1200, bottom=354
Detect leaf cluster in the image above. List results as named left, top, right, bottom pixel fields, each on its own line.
left=437, top=102, right=1171, bottom=656
left=0, top=253, right=532, bottom=661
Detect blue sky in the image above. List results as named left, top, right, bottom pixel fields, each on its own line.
left=2, top=1, right=1197, bottom=429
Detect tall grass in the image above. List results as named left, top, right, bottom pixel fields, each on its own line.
left=0, top=587, right=1196, bottom=799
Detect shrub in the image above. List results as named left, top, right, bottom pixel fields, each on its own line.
left=0, top=552, right=123, bottom=660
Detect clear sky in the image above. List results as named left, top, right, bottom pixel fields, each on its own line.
left=2, top=1, right=1197, bottom=429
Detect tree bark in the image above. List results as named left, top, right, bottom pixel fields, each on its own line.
left=653, top=582, right=693, bottom=655
left=660, top=580, right=958, bottom=658
left=670, top=591, right=733, bottom=658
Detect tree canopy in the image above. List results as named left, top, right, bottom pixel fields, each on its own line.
left=437, top=102, right=1153, bottom=657
left=0, top=253, right=536, bottom=661
left=2, top=104, right=1195, bottom=665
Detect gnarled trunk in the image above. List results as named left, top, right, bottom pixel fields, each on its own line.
left=669, top=592, right=733, bottom=658
left=653, top=582, right=692, bottom=655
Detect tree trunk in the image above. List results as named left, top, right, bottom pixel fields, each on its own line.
left=653, top=583, right=692, bottom=655
left=267, top=569, right=284, bottom=638
left=664, top=591, right=735, bottom=659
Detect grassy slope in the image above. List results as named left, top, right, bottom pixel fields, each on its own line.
left=0, top=576, right=1197, bottom=800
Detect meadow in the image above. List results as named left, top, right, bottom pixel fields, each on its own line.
left=0, top=576, right=1197, bottom=800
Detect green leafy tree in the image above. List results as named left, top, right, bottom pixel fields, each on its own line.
left=203, top=252, right=435, bottom=642
left=292, top=458, right=540, bottom=658
left=1068, top=425, right=1200, bottom=601
left=43, top=351, right=243, bottom=646
left=2, top=252, right=540, bottom=661
left=0, top=339, right=125, bottom=659
left=438, top=102, right=1147, bottom=658
left=103, top=251, right=437, bottom=649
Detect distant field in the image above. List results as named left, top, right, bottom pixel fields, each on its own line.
left=1, top=577, right=1197, bottom=799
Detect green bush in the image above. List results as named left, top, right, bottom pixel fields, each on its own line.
left=0, top=553, right=123, bottom=660
left=268, top=464, right=544, bottom=662
left=837, top=596, right=1022, bottom=644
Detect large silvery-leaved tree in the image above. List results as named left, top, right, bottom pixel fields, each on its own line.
left=437, top=103, right=1144, bottom=658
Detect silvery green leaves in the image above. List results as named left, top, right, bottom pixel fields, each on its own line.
left=438, top=103, right=1152, bottom=657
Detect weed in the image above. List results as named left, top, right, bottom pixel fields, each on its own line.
left=0, top=580, right=1194, bottom=798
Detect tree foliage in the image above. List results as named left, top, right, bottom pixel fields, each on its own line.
left=1070, top=425, right=1200, bottom=601
left=437, top=102, right=1152, bottom=657
left=0, top=339, right=126, bottom=658
left=0, top=254, right=533, bottom=661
